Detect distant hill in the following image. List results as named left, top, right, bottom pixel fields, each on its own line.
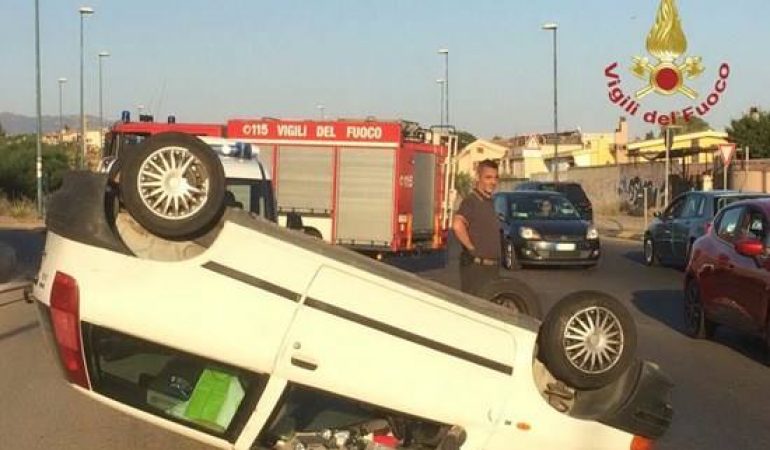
left=0, top=112, right=101, bottom=135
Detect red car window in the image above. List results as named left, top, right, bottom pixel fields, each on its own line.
left=716, top=207, right=745, bottom=242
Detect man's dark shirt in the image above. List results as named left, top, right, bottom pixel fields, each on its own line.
left=456, top=189, right=501, bottom=259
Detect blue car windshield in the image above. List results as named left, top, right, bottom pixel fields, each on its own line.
left=504, top=195, right=581, bottom=221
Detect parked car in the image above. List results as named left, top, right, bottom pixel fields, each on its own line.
left=684, top=198, right=770, bottom=360
left=643, top=190, right=770, bottom=267
left=494, top=191, right=600, bottom=269
left=32, top=133, right=671, bottom=450
left=515, top=182, right=593, bottom=221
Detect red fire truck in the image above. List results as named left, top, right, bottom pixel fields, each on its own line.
left=104, top=115, right=456, bottom=257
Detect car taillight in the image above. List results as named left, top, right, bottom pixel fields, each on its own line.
left=631, top=435, right=654, bottom=450
left=50, top=271, right=90, bottom=389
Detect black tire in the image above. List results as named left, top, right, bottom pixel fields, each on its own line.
left=538, top=291, right=637, bottom=390
left=502, top=240, right=521, bottom=270
left=120, top=132, right=226, bottom=240
left=303, top=227, right=323, bottom=239
left=683, top=277, right=716, bottom=339
left=476, top=277, right=542, bottom=319
left=643, top=236, right=657, bottom=266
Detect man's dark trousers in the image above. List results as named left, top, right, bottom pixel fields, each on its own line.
left=459, top=252, right=500, bottom=295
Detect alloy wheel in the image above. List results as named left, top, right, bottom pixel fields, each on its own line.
left=562, top=306, right=625, bottom=374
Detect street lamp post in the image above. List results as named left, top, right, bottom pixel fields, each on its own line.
left=438, top=49, right=449, bottom=126
left=317, top=104, right=326, bottom=120
left=79, top=6, right=94, bottom=169
left=436, top=79, right=446, bottom=128
left=542, top=22, right=559, bottom=182
left=98, top=51, right=110, bottom=148
left=34, top=0, right=43, bottom=212
left=58, top=78, right=67, bottom=134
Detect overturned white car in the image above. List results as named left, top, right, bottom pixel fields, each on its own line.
left=33, top=133, right=671, bottom=450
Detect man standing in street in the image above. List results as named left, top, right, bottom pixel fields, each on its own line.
left=452, top=159, right=501, bottom=294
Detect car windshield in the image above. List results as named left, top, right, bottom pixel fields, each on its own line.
left=505, top=195, right=581, bottom=221
left=226, top=179, right=276, bottom=221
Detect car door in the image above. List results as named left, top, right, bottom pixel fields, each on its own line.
left=701, top=205, right=746, bottom=320
left=654, top=195, right=686, bottom=261
left=273, top=265, right=513, bottom=446
left=724, top=207, right=770, bottom=333
left=672, top=194, right=704, bottom=264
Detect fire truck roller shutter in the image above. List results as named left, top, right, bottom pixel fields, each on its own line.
left=276, top=146, right=334, bottom=214
left=412, top=151, right=436, bottom=237
left=336, top=147, right=396, bottom=246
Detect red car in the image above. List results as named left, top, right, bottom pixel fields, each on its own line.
left=685, top=198, right=770, bottom=359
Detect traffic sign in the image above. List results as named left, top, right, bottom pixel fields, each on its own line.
left=718, top=143, right=736, bottom=167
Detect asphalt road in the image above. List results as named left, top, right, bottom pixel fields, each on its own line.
left=1, top=232, right=769, bottom=450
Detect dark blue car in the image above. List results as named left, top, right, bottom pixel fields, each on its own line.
left=494, top=191, right=600, bottom=269
left=643, top=190, right=770, bottom=267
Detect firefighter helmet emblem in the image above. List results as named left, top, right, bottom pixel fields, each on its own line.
left=630, top=0, right=704, bottom=99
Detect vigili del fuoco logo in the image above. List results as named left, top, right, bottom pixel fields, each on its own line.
left=604, top=0, right=730, bottom=126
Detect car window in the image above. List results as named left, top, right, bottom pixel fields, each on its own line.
left=716, top=207, right=745, bottom=242
left=226, top=179, right=277, bottom=221
left=681, top=195, right=704, bottom=218
left=506, top=195, right=580, bottom=220
left=557, top=184, right=589, bottom=203
left=86, top=325, right=267, bottom=441
left=254, top=383, right=449, bottom=450
left=493, top=195, right=508, bottom=218
left=741, top=208, right=767, bottom=243
left=664, top=197, right=686, bottom=219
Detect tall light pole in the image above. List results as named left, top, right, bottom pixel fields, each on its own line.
left=542, top=22, right=559, bottom=182
left=317, top=104, right=326, bottom=120
left=98, top=51, right=110, bottom=148
left=436, top=79, right=446, bottom=128
left=34, top=0, right=43, bottom=213
left=58, top=78, right=68, bottom=134
left=79, top=6, right=94, bottom=169
left=438, top=48, right=449, bottom=126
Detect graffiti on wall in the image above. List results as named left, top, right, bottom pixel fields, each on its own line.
left=618, top=176, right=662, bottom=216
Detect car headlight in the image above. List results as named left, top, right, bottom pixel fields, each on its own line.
left=587, top=226, right=599, bottom=240
left=519, top=227, right=541, bottom=240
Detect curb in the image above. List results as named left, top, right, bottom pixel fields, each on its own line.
left=598, top=228, right=644, bottom=242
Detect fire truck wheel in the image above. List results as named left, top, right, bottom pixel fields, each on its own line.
left=538, top=291, right=637, bottom=390
left=476, top=277, right=542, bottom=319
left=302, top=227, right=323, bottom=239
left=120, top=132, right=226, bottom=240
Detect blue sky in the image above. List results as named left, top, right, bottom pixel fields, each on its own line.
left=3, top=0, right=769, bottom=139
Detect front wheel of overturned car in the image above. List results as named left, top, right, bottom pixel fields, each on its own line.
left=476, top=277, right=542, bottom=319
left=120, top=132, right=226, bottom=240
left=538, top=291, right=637, bottom=390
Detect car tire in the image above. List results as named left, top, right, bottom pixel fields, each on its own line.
left=120, top=132, right=226, bottom=240
left=643, top=237, right=657, bottom=266
left=502, top=240, right=521, bottom=270
left=538, top=291, right=637, bottom=390
left=476, top=277, right=542, bottom=319
left=683, top=277, right=716, bottom=340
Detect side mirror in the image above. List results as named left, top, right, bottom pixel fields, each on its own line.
left=735, top=239, right=764, bottom=257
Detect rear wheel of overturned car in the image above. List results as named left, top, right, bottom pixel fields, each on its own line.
left=684, top=277, right=716, bottom=339
left=476, top=277, right=542, bottom=319
left=538, top=291, right=637, bottom=390
left=643, top=237, right=657, bottom=266
left=120, top=132, right=226, bottom=240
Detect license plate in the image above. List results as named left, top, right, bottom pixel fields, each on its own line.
left=555, top=243, right=576, bottom=251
